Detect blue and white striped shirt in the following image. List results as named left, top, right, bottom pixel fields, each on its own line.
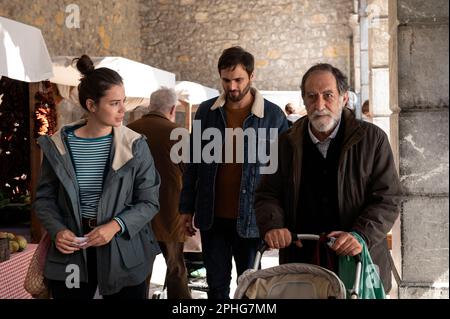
left=67, top=129, right=126, bottom=235
left=67, top=129, right=112, bottom=219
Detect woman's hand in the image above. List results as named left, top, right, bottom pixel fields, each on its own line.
left=84, top=220, right=121, bottom=247
left=55, top=229, right=81, bottom=254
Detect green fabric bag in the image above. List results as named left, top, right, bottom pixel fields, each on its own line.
left=338, top=232, right=386, bottom=299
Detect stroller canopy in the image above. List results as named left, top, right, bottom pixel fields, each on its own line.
left=234, top=263, right=346, bottom=299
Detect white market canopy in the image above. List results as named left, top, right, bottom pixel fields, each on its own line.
left=0, top=16, right=53, bottom=82
left=50, top=56, right=176, bottom=105
left=260, top=90, right=304, bottom=110
left=50, top=56, right=175, bottom=111
left=175, top=81, right=219, bottom=105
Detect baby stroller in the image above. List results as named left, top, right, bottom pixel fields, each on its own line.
left=234, top=234, right=362, bottom=299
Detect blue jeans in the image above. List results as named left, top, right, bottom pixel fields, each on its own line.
left=200, top=218, right=261, bottom=299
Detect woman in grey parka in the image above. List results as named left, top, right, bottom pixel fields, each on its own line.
left=34, top=55, right=161, bottom=298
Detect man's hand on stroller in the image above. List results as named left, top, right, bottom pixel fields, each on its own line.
left=264, top=228, right=303, bottom=249
left=326, top=231, right=362, bottom=256
left=181, top=213, right=196, bottom=237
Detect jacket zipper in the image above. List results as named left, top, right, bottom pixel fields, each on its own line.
left=95, top=136, right=118, bottom=291
left=210, top=108, right=228, bottom=222
left=60, top=133, right=89, bottom=278
left=336, top=127, right=364, bottom=218
left=61, top=135, right=82, bottom=227
left=240, top=113, right=255, bottom=235
left=292, top=151, right=299, bottom=225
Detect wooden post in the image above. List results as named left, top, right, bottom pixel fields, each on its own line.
left=177, top=100, right=193, bottom=132
left=185, top=102, right=192, bottom=132
left=29, top=83, right=44, bottom=243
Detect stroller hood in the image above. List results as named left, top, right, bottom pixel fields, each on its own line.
left=234, top=263, right=347, bottom=299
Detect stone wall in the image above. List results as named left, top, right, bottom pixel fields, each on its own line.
left=0, top=0, right=142, bottom=61
left=1, top=0, right=354, bottom=90
left=141, top=0, right=353, bottom=90
left=392, top=0, right=449, bottom=299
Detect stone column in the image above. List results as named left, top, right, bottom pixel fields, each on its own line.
left=390, top=0, right=449, bottom=299
left=349, top=1, right=361, bottom=95
left=368, top=0, right=391, bottom=138
left=359, top=0, right=370, bottom=117
left=367, top=0, right=403, bottom=297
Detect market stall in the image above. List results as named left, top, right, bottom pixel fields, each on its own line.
left=0, top=17, right=54, bottom=244
left=0, top=16, right=53, bottom=83
left=175, top=81, right=219, bottom=130
left=0, top=18, right=54, bottom=299
left=0, top=243, right=37, bottom=299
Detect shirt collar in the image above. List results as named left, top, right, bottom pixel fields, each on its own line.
left=210, top=87, right=265, bottom=118
left=308, top=118, right=341, bottom=144
left=145, top=110, right=170, bottom=121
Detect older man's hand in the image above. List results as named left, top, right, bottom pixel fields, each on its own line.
left=264, top=228, right=302, bottom=249
left=327, top=231, right=362, bottom=256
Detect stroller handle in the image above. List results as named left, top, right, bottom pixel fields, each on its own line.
left=256, top=232, right=361, bottom=262
left=254, top=233, right=336, bottom=270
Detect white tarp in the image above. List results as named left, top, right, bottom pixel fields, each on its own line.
left=0, top=16, right=53, bottom=82
left=175, top=81, right=219, bottom=105
left=50, top=56, right=176, bottom=127
left=260, top=90, right=304, bottom=110
left=50, top=56, right=176, bottom=99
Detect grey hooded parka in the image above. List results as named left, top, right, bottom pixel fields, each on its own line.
left=34, top=120, right=161, bottom=295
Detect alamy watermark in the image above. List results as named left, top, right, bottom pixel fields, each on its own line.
left=169, top=120, right=279, bottom=174
left=65, top=4, right=80, bottom=29
left=65, top=264, right=80, bottom=288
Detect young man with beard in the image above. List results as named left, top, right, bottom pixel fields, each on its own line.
left=179, top=46, right=288, bottom=299
left=254, top=63, right=400, bottom=293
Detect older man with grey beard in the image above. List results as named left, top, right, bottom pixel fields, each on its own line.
left=254, top=63, right=400, bottom=293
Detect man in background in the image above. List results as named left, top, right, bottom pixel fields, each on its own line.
left=128, top=87, right=191, bottom=299
left=285, top=102, right=306, bottom=126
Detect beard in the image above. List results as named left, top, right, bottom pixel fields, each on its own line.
left=226, top=82, right=251, bottom=102
left=308, top=105, right=343, bottom=133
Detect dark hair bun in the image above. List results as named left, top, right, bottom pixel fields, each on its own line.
left=74, top=54, right=95, bottom=76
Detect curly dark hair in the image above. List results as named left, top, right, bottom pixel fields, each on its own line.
left=217, top=46, right=254, bottom=77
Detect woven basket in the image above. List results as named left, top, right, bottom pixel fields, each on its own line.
left=24, top=232, right=51, bottom=298
left=0, top=238, right=10, bottom=263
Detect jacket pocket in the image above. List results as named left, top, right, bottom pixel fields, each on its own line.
left=145, top=226, right=160, bottom=256
left=115, top=236, right=144, bottom=269
left=47, top=244, right=70, bottom=264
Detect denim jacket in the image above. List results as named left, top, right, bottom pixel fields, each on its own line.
left=179, top=88, right=288, bottom=238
